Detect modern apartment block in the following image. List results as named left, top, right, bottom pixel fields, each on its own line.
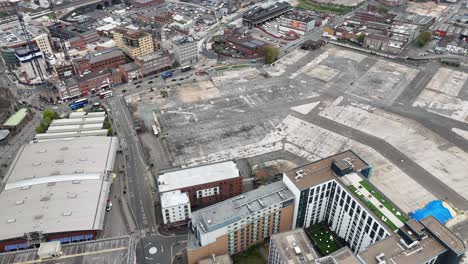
left=172, top=35, right=198, bottom=66
left=113, top=28, right=154, bottom=59
left=187, top=181, right=295, bottom=264
left=358, top=216, right=466, bottom=264
left=268, top=228, right=318, bottom=264
left=161, top=190, right=191, bottom=228
left=283, top=150, right=394, bottom=254
left=158, top=161, right=242, bottom=208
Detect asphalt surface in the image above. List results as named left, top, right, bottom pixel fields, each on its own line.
left=108, top=97, right=156, bottom=234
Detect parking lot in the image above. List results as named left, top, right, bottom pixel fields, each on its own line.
left=129, top=46, right=468, bottom=218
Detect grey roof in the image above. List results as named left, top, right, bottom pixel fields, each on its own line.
left=50, top=117, right=105, bottom=126
left=158, top=161, right=240, bottom=193
left=270, top=229, right=319, bottom=263
left=0, top=136, right=118, bottom=241
left=85, top=47, right=124, bottom=64
left=191, top=181, right=293, bottom=234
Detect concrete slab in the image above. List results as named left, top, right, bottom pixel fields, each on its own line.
left=319, top=104, right=468, bottom=203
left=306, top=65, right=339, bottom=82
left=346, top=60, right=419, bottom=106
left=291, top=101, right=321, bottom=115
left=425, top=68, right=468, bottom=96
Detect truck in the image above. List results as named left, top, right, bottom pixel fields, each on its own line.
left=162, top=71, right=173, bottom=80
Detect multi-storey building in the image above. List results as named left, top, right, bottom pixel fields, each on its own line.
left=278, top=11, right=315, bottom=36
left=33, top=34, right=54, bottom=56
left=161, top=190, right=191, bottom=228
left=75, top=47, right=125, bottom=74
left=268, top=228, right=318, bottom=264
left=134, top=51, right=173, bottom=77
left=359, top=216, right=466, bottom=264
left=172, top=35, right=198, bottom=66
left=283, top=150, right=395, bottom=254
left=158, top=161, right=242, bottom=208
left=113, top=28, right=154, bottom=59
left=187, top=181, right=295, bottom=264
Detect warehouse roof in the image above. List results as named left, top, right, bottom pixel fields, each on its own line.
left=0, top=136, right=118, bottom=241
left=50, top=116, right=105, bottom=126
left=2, top=108, right=28, bottom=127
left=158, top=161, right=240, bottom=193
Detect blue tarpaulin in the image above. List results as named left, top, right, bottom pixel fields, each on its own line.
left=411, top=200, right=453, bottom=224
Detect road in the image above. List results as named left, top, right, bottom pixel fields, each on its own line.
left=108, top=96, right=156, bottom=234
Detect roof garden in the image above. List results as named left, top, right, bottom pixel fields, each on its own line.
left=342, top=173, right=408, bottom=231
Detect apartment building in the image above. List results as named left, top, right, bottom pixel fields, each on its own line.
left=268, top=229, right=318, bottom=264
left=161, top=190, right=191, bottom=228
left=75, top=47, right=125, bottom=74
left=134, top=51, right=173, bottom=77
left=113, top=28, right=154, bottom=59
left=187, top=181, right=295, bottom=264
left=34, top=34, right=54, bottom=55
left=173, top=35, right=198, bottom=66
left=283, top=150, right=394, bottom=254
left=358, top=217, right=466, bottom=264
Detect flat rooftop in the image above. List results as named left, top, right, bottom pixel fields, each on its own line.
left=50, top=117, right=105, bottom=126
left=324, top=247, right=360, bottom=264
left=0, top=25, right=47, bottom=48
left=160, top=190, right=189, bottom=208
left=158, top=161, right=240, bottom=193
left=271, top=229, right=319, bottom=263
left=85, top=47, right=124, bottom=64
left=0, top=136, right=118, bottom=241
left=359, top=216, right=465, bottom=264
left=284, top=150, right=368, bottom=190
left=282, top=11, right=315, bottom=23
left=46, top=123, right=103, bottom=133
left=2, top=108, right=28, bottom=127
left=0, top=236, right=131, bottom=263
left=190, top=181, right=294, bottom=243
left=243, top=2, right=291, bottom=22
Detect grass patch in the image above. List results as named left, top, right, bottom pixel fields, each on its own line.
left=359, top=181, right=408, bottom=223
left=297, top=0, right=352, bottom=15
left=233, top=245, right=265, bottom=264
left=0, top=12, right=9, bottom=18
left=307, top=225, right=342, bottom=255
left=349, top=185, right=399, bottom=231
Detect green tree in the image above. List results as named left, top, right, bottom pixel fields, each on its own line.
left=377, top=6, right=388, bottom=14
left=263, top=45, right=279, bottom=64
left=35, top=122, right=47, bottom=133
left=415, top=31, right=432, bottom=47
left=356, top=34, right=366, bottom=43
left=43, top=109, right=59, bottom=120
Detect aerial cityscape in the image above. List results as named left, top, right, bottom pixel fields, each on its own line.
left=0, top=0, right=467, bottom=263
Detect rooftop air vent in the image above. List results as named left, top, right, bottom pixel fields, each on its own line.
left=55, top=159, right=64, bottom=164
left=74, top=169, right=84, bottom=173
left=20, top=186, right=31, bottom=190
left=38, top=149, right=47, bottom=153
left=67, top=194, right=77, bottom=198
left=34, top=214, right=43, bottom=220
left=7, top=218, right=16, bottom=224
left=72, top=180, right=81, bottom=184
left=47, top=182, right=56, bottom=186
left=63, top=211, right=72, bottom=216
left=50, top=171, right=60, bottom=176
left=60, top=147, right=69, bottom=151
left=40, top=196, right=50, bottom=202
left=79, top=157, right=87, bottom=161
left=15, top=200, right=24, bottom=205
left=32, top=162, right=41, bottom=166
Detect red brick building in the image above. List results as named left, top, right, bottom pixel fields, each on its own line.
left=74, top=47, right=125, bottom=74
left=58, top=71, right=113, bottom=99
left=158, top=161, right=243, bottom=229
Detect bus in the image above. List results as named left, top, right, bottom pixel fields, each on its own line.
left=162, top=71, right=173, bottom=80
left=181, top=66, right=191, bottom=72
left=99, top=91, right=113, bottom=99
left=69, top=98, right=89, bottom=110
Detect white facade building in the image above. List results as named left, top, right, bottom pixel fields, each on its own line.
left=161, top=190, right=191, bottom=226
left=283, top=150, right=392, bottom=254
left=173, top=35, right=198, bottom=66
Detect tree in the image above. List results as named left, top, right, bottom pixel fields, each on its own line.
left=356, top=34, right=366, bottom=43
left=43, top=109, right=59, bottom=120
left=415, top=31, right=432, bottom=47
left=263, top=45, right=279, bottom=64
left=377, top=6, right=388, bottom=14
left=35, top=122, right=47, bottom=133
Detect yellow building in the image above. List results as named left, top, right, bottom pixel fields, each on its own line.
left=113, top=28, right=154, bottom=59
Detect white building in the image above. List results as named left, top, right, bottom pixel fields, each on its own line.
left=34, top=34, right=54, bottom=56
left=173, top=35, right=198, bottom=66
left=161, top=190, right=191, bottom=227
left=278, top=11, right=315, bottom=36
left=283, top=150, right=393, bottom=254
left=0, top=136, right=118, bottom=251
